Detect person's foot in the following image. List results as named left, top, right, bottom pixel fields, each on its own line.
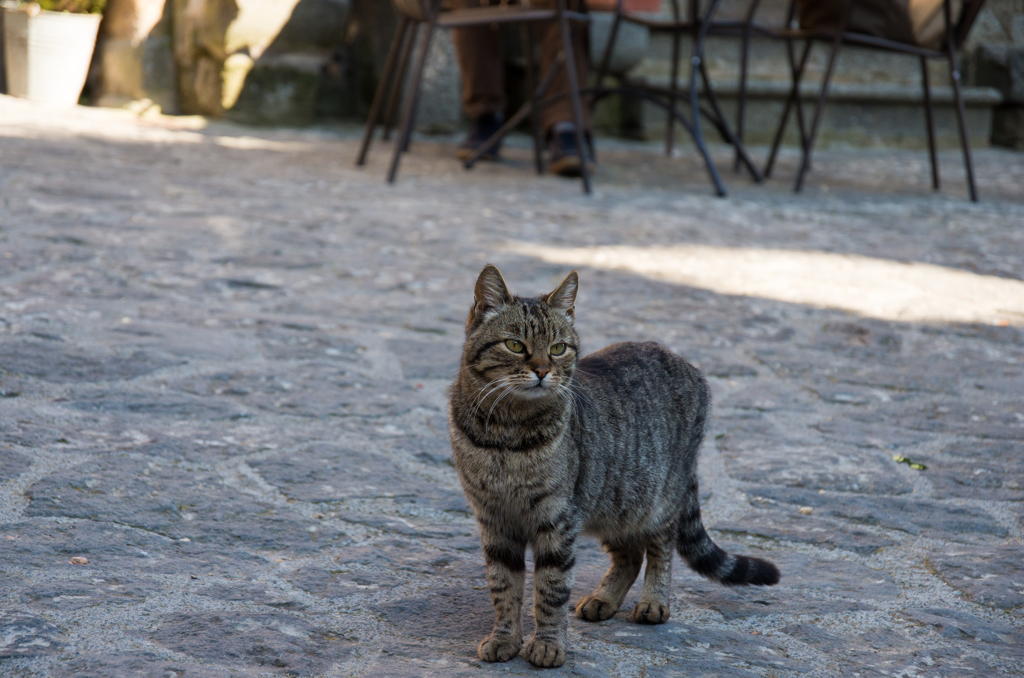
left=547, top=126, right=594, bottom=177
left=456, top=112, right=503, bottom=162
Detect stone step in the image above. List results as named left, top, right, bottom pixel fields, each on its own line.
left=596, top=28, right=1004, bottom=148
left=617, top=74, right=1000, bottom=148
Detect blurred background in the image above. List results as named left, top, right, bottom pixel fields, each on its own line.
left=1, top=0, right=1021, bottom=150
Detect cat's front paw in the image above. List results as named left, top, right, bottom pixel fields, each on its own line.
left=525, top=637, right=566, bottom=668
left=576, top=595, right=619, bottom=622
left=478, top=633, right=522, bottom=663
left=631, top=600, right=670, bottom=624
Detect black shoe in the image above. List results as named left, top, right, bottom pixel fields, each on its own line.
left=456, top=113, right=503, bottom=162
left=548, top=129, right=594, bottom=177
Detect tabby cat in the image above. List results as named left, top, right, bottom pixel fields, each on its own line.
left=448, top=265, right=779, bottom=668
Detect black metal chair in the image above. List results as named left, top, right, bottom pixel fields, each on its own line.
left=355, top=0, right=594, bottom=193
left=467, top=0, right=776, bottom=197
left=761, top=0, right=985, bottom=201
left=593, top=0, right=768, bottom=195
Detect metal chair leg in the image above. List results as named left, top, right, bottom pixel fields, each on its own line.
left=765, top=39, right=811, bottom=179
left=790, top=40, right=810, bottom=165
left=920, top=55, right=940, bottom=190
left=735, top=0, right=763, bottom=172
left=735, top=28, right=750, bottom=172
left=666, top=31, right=681, bottom=158
left=690, top=0, right=727, bottom=197
left=387, top=16, right=437, bottom=184
left=558, top=0, right=592, bottom=194
left=384, top=21, right=418, bottom=142
left=522, top=24, right=545, bottom=174
left=944, top=1, right=978, bottom=202
left=592, top=3, right=621, bottom=163
left=595, top=2, right=622, bottom=90
left=948, top=63, right=978, bottom=201
left=782, top=0, right=811, bottom=168
left=357, top=15, right=410, bottom=167
left=699, top=60, right=763, bottom=182
left=795, top=31, right=843, bottom=193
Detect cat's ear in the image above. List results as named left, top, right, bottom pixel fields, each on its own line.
left=469, top=264, right=512, bottom=326
left=545, top=270, right=578, bottom=321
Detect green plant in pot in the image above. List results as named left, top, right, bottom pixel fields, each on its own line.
left=35, top=0, right=106, bottom=13
left=3, top=0, right=107, bottom=106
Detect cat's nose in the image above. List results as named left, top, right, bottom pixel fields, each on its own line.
left=534, top=366, right=550, bottom=380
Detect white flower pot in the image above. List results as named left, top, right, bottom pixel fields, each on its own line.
left=3, top=8, right=102, bottom=107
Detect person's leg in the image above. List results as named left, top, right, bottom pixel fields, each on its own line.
left=535, top=0, right=591, bottom=133
left=452, top=0, right=507, bottom=159
left=534, top=0, right=592, bottom=175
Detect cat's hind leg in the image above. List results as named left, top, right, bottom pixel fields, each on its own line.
left=576, top=540, right=643, bottom=622
left=631, top=529, right=674, bottom=624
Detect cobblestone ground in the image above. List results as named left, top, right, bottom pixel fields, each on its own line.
left=0, top=96, right=1023, bottom=677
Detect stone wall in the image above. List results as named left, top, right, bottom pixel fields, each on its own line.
left=170, top=0, right=352, bottom=122
left=223, top=0, right=352, bottom=124
left=974, top=45, right=1024, bottom=149
left=965, top=0, right=1024, bottom=149
left=91, top=0, right=174, bottom=111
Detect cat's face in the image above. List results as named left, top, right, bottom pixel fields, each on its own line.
left=462, top=265, right=579, bottom=403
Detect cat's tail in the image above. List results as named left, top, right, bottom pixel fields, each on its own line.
left=676, top=505, right=780, bottom=586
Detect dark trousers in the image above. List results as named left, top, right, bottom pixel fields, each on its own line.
left=452, top=0, right=591, bottom=133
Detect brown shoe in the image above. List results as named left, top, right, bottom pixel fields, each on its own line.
left=456, top=113, right=503, bottom=162
left=547, top=129, right=594, bottom=177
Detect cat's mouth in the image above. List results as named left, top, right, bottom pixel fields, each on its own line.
left=519, top=380, right=554, bottom=399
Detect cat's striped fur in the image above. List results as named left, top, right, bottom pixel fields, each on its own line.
left=449, top=265, right=779, bottom=668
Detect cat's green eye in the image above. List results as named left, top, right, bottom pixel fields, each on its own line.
left=505, top=339, right=525, bottom=353
left=550, top=343, right=567, bottom=356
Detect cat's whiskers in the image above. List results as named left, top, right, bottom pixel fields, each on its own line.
left=453, top=363, right=491, bottom=389
left=554, top=387, right=576, bottom=422
left=559, top=376, right=591, bottom=408
left=456, top=363, right=506, bottom=392
left=467, top=375, right=505, bottom=407
left=557, top=380, right=589, bottom=421
left=484, top=381, right=523, bottom=430
left=469, top=376, right=515, bottom=419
